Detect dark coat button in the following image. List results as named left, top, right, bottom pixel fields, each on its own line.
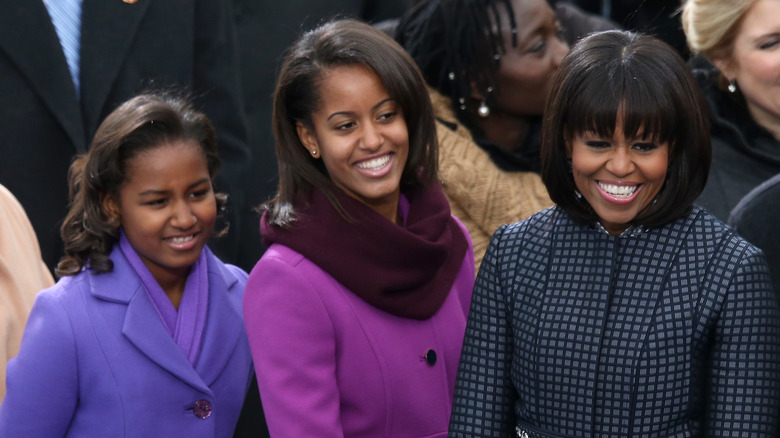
left=193, top=399, right=213, bottom=419
left=424, top=349, right=437, bottom=366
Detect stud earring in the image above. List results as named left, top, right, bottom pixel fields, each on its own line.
left=728, top=80, right=737, bottom=93
left=311, top=149, right=318, bottom=157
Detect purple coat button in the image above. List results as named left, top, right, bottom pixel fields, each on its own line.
left=193, top=399, right=213, bottom=419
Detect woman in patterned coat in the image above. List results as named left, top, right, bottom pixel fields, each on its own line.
left=449, top=30, right=780, bottom=437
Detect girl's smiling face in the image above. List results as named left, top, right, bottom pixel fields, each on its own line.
left=569, top=122, right=669, bottom=235
left=296, top=65, right=409, bottom=223
left=104, top=140, right=216, bottom=284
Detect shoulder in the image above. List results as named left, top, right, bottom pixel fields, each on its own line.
left=249, top=244, right=320, bottom=277
left=245, top=244, right=335, bottom=301
left=484, top=207, right=561, bottom=266
left=19, top=273, right=91, bottom=349
left=683, top=207, right=765, bottom=268
left=40, top=271, right=91, bottom=304
left=243, top=245, right=338, bottom=336
left=0, top=184, right=26, bottom=220
left=206, top=248, right=248, bottom=288
left=499, top=207, right=561, bottom=242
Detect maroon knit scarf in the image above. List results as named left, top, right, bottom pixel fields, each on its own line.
left=261, top=183, right=468, bottom=320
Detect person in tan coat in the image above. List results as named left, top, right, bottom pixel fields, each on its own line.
left=397, top=0, right=618, bottom=269
left=0, top=183, right=54, bottom=402
left=431, top=89, right=552, bottom=268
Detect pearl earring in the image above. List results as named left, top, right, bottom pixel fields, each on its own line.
left=477, top=100, right=490, bottom=118
left=728, top=80, right=737, bottom=93
left=478, top=86, right=494, bottom=118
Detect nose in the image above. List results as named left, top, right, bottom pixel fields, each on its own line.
left=605, top=148, right=635, bottom=177
left=171, top=201, right=197, bottom=229
left=360, top=122, right=383, bottom=151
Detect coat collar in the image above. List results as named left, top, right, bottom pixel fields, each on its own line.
left=0, top=0, right=85, bottom=150
left=89, top=245, right=244, bottom=392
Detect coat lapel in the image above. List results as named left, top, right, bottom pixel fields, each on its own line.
left=0, top=0, right=85, bottom=151
left=90, top=247, right=211, bottom=394
left=79, top=0, right=149, bottom=136
left=195, top=253, right=246, bottom=386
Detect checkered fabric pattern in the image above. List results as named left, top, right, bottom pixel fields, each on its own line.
left=449, top=206, right=780, bottom=437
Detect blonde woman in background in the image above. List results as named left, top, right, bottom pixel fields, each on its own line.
left=682, top=0, right=780, bottom=220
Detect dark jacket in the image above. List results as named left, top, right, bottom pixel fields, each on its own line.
left=693, top=65, right=780, bottom=221
left=449, top=206, right=780, bottom=437
left=0, top=0, right=249, bottom=270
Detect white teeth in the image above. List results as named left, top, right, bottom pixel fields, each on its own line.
left=170, top=235, right=194, bottom=244
left=356, top=155, right=390, bottom=170
left=599, top=182, right=638, bottom=197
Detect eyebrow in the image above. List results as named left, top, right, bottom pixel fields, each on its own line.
left=137, top=178, right=211, bottom=197
left=751, top=31, right=780, bottom=43
left=326, top=98, right=395, bottom=121
left=510, top=10, right=552, bottom=46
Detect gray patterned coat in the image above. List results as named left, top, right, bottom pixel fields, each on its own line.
left=449, top=206, right=780, bottom=437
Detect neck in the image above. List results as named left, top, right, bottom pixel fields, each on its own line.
left=372, top=199, right=401, bottom=225
left=746, top=101, right=780, bottom=142
left=359, top=191, right=402, bottom=226
left=152, top=268, right=189, bottom=310
left=474, top=110, right=531, bottom=153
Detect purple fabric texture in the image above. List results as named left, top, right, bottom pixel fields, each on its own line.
left=261, top=183, right=468, bottom=320
left=0, top=245, right=252, bottom=437
left=119, top=231, right=209, bottom=365
left=244, top=215, right=475, bottom=437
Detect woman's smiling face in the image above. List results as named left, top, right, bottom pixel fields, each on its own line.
left=569, top=121, right=669, bottom=235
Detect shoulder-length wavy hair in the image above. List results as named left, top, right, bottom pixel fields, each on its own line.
left=541, top=30, right=711, bottom=228
left=56, top=93, right=225, bottom=277
left=266, top=18, right=438, bottom=228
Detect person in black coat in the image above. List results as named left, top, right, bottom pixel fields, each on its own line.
left=0, top=0, right=249, bottom=271
left=449, top=30, right=780, bottom=437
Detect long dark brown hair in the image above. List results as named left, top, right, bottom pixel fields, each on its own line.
left=265, top=18, right=438, bottom=228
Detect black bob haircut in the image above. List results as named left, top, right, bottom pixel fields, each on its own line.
left=541, top=30, right=711, bottom=228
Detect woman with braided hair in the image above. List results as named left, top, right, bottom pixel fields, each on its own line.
left=395, top=0, right=613, bottom=269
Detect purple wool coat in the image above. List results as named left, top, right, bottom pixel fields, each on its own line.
left=244, top=221, right=475, bottom=438
left=0, top=246, right=253, bottom=437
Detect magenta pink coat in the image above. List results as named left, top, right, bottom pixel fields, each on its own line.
left=243, top=226, right=474, bottom=438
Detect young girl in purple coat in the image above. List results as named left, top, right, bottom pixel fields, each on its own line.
left=0, top=93, right=253, bottom=437
left=243, top=19, right=475, bottom=438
